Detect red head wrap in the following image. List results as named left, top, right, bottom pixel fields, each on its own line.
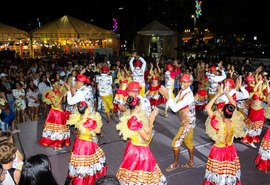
left=166, top=63, right=172, bottom=70
left=127, top=81, right=142, bottom=92
left=134, top=60, right=142, bottom=67
left=101, top=66, right=109, bottom=73
left=76, top=74, right=90, bottom=84
left=210, top=66, right=217, bottom=71
left=78, top=101, right=87, bottom=108
left=224, top=78, right=235, bottom=89
left=245, top=75, right=255, bottom=82
left=180, top=74, right=193, bottom=82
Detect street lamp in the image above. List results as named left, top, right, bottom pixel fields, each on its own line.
left=191, top=14, right=196, bottom=31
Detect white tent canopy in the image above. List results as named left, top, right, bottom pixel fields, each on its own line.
left=30, top=15, right=118, bottom=40
left=0, top=22, right=28, bottom=42
left=137, top=20, right=174, bottom=36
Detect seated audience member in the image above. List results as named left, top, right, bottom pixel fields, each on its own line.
left=19, top=154, right=58, bottom=185
left=0, top=142, right=21, bottom=185
left=0, top=131, right=24, bottom=170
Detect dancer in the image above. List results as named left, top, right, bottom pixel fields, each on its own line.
left=118, top=81, right=151, bottom=118
left=203, top=84, right=246, bottom=185
left=129, top=51, right=147, bottom=96
left=39, top=77, right=70, bottom=151
left=163, top=60, right=181, bottom=117
left=96, top=66, right=115, bottom=123
left=206, top=62, right=226, bottom=110
left=113, top=78, right=128, bottom=117
left=145, top=75, right=162, bottom=111
left=159, top=74, right=196, bottom=172
left=241, top=77, right=265, bottom=148
left=194, top=63, right=208, bottom=110
left=254, top=83, right=270, bottom=173
left=66, top=101, right=107, bottom=185
left=148, top=61, right=161, bottom=80
left=116, top=96, right=167, bottom=185
left=65, top=74, right=94, bottom=113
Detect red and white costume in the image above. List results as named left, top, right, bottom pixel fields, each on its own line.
left=66, top=111, right=107, bottom=185
left=241, top=92, right=265, bottom=144
left=39, top=89, right=70, bottom=148
left=203, top=112, right=246, bottom=185
left=113, top=78, right=128, bottom=112
left=145, top=76, right=164, bottom=110
left=255, top=102, right=270, bottom=171
left=195, top=75, right=208, bottom=109
left=116, top=110, right=166, bottom=185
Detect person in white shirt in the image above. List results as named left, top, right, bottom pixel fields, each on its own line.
left=159, top=74, right=196, bottom=172
left=95, top=66, right=115, bottom=124
left=65, top=74, right=94, bottom=113
left=38, top=74, right=51, bottom=117
left=206, top=62, right=226, bottom=110
left=129, top=51, right=147, bottom=96
left=164, top=61, right=181, bottom=117
left=118, top=81, right=151, bottom=118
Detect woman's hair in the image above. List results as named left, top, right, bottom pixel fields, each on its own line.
left=0, top=142, right=17, bottom=164
left=49, top=76, right=59, bottom=85
left=126, top=96, right=140, bottom=110
left=222, top=104, right=235, bottom=119
left=19, top=154, right=58, bottom=185
left=0, top=131, right=12, bottom=144
left=27, top=79, right=38, bottom=92
left=39, top=74, right=51, bottom=87
left=77, top=101, right=88, bottom=114
left=95, top=175, right=120, bottom=185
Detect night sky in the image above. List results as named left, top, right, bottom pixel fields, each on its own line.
left=0, top=0, right=269, bottom=40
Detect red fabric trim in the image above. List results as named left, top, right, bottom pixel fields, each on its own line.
left=210, top=115, right=219, bottom=132
left=83, top=118, right=97, bottom=130
left=127, top=116, right=143, bottom=131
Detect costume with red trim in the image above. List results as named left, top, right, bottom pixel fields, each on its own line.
left=66, top=111, right=107, bottom=185
left=203, top=112, right=245, bottom=185
left=254, top=92, right=270, bottom=171
left=39, top=89, right=71, bottom=148
left=241, top=91, right=265, bottom=144
left=116, top=110, right=167, bottom=185
left=195, top=74, right=208, bottom=110
left=166, top=74, right=196, bottom=149
left=145, top=76, right=164, bottom=109
left=206, top=66, right=226, bottom=97
left=205, top=77, right=248, bottom=136
left=164, top=64, right=180, bottom=96
left=113, top=78, right=129, bottom=111
left=163, top=64, right=181, bottom=116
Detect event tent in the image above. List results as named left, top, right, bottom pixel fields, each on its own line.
left=137, top=20, right=174, bottom=36
left=30, top=15, right=118, bottom=40
left=0, top=22, right=28, bottom=42
left=29, top=15, right=120, bottom=57
left=136, top=20, right=176, bottom=58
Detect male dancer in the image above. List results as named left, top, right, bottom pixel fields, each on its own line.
left=65, top=74, right=94, bottom=109
left=118, top=81, right=151, bottom=117
left=96, top=66, right=115, bottom=123
left=206, top=62, right=226, bottom=110
left=164, top=60, right=181, bottom=117
left=159, top=74, right=196, bottom=172
left=129, top=51, right=147, bottom=96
